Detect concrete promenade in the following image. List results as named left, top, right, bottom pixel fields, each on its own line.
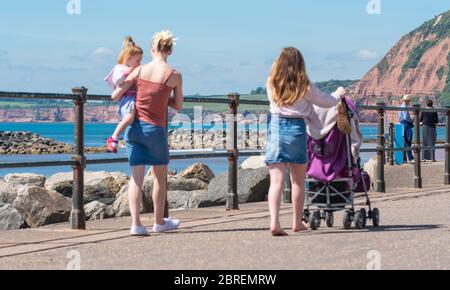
left=0, top=162, right=449, bottom=270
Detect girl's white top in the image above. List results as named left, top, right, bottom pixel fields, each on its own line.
left=267, top=81, right=342, bottom=140
left=104, top=64, right=130, bottom=89
left=267, top=82, right=340, bottom=119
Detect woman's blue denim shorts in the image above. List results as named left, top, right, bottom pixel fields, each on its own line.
left=265, top=116, right=307, bottom=165
left=125, top=119, right=169, bottom=167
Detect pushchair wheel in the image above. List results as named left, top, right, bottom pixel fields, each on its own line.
left=309, top=210, right=321, bottom=230
left=343, top=211, right=352, bottom=229
left=360, top=208, right=367, bottom=228
left=372, top=208, right=380, bottom=227
left=325, top=211, right=334, bottom=227
left=354, top=210, right=365, bottom=229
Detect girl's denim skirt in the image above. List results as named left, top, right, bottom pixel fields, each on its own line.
left=125, top=119, right=169, bottom=167
left=265, top=115, right=307, bottom=165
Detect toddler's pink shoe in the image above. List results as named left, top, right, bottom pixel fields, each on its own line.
left=106, top=137, right=118, bottom=153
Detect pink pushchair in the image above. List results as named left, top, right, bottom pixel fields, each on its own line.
left=304, top=97, right=380, bottom=230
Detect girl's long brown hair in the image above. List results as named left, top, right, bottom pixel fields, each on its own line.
left=269, top=47, right=311, bottom=106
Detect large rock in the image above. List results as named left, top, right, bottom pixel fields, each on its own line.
left=147, top=168, right=178, bottom=177
left=12, top=186, right=71, bottom=228
left=109, top=183, right=152, bottom=217
left=109, top=186, right=130, bottom=218
left=0, top=203, right=28, bottom=230
left=178, top=163, right=215, bottom=183
left=84, top=172, right=121, bottom=202
left=110, top=172, right=130, bottom=189
left=44, top=172, right=73, bottom=197
left=4, top=173, right=46, bottom=187
left=110, top=176, right=154, bottom=217
left=168, top=177, right=208, bottom=191
left=198, top=167, right=270, bottom=208
left=141, top=176, right=207, bottom=200
left=0, top=179, right=18, bottom=204
left=363, top=156, right=378, bottom=183
left=110, top=176, right=207, bottom=217
left=84, top=201, right=112, bottom=220
left=241, top=156, right=266, bottom=169
left=167, top=190, right=207, bottom=209
left=143, top=176, right=207, bottom=209
left=45, top=171, right=123, bottom=202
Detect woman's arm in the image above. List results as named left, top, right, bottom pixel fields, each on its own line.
left=168, top=73, right=183, bottom=112
left=111, top=67, right=139, bottom=101
left=305, top=83, right=345, bottom=108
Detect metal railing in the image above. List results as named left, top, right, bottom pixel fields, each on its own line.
left=0, top=88, right=267, bottom=229
left=365, top=102, right=450, bottom=193
left=1, top=89, right=450, bottom=229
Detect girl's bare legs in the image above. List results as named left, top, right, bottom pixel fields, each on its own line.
left=152, top=165, right=168, bottom=225
left=112, top=110, right=135, bottom=141
left=288, top=163, right=309, bottom=232
left=128, top=165, right=145, bottom=227
left=268, top=163, right=288, bottom=236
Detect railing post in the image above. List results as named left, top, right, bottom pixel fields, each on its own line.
left=226, top=93, right=240, bottom=210
left=71, top=87, right=87, bottom=230
left=376, top=102, right=386, bottom=193
left=445, top=106, right=450, bottom=184
left=389, top=123, right=395, bottom=166
left=413, top=104, right=422, bottom=188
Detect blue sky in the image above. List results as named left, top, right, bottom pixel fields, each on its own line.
left=0, top=0, right=448, bottom=95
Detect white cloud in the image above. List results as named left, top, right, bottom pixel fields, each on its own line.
left=356, top=49, right=378, bottom=61
left=88, top=47, right=115, bottom=63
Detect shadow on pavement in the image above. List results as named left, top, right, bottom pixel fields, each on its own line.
left=310, top=224, right=443, bottom=235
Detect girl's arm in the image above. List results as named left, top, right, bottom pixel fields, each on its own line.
left=305, top=83, right=345, bottom=108
left=111, top=67, right=139, bottom=101
left=168, top=73, right=183, bottom=111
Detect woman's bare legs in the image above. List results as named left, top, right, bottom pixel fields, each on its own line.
left=288, top=163, right=309, bottom=232
left=152, top=165, right=168, bottom=225
left=128, top=165, right=145, bottom=227
left=268, top=163, right=288, bottom=236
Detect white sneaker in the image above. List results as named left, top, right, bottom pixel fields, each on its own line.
left=130, top=225, right=149, bottom=236
left=152, top=218, right=180, bottom=233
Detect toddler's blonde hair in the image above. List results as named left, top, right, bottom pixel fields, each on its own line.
left=117, top=36, right=143, bottom=64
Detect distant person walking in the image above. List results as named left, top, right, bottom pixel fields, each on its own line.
left=112, top=31, right=183, bottom=236
left=398, top=95, right=414, bottom=163
left=265, top=47, right=346, bottom=236
left=420, top=100, right=439, bottom=161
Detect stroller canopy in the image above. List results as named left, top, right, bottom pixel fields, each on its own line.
left=306, top=97, right=363, bottom=182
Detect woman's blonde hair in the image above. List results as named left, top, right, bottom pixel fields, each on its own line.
left=269, top=47, right=311, bottom=106
left=117, top=36, right=143, bottom=64
left=152, top=30, right=177, bottom=54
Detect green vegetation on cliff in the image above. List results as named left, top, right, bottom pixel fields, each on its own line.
left=400, top=10, right=450, bottom=82
left=437, top=52, right=450, bottom=106
left=315, top=80, right=359, bottom=94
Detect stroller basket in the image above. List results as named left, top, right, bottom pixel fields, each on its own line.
left=305, top=178, right=354, bottom=209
